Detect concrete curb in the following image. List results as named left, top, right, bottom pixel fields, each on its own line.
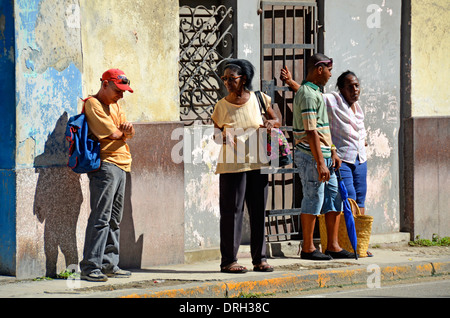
left=121, top=260, right=450, bottom=298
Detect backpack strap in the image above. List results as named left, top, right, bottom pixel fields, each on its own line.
left=80, top=96, right=94, bottom=114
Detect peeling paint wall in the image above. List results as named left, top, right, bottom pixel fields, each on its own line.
left=80, top=0, right=180, bottom=123
left=411, top=0, right=450, bottom=117
left=184, top=126, right=220, bottom=251
left=1, top=0, right=182, bottom=277
left=16, top=0, right=83, bottom=169
left=324, top=0, right=402, bottom=234
left=0, top=0, right=17, bottom=274
left=404, top=0, right=450, bottom=239
left=0, top=0, right=16, bottom=169
left=8, top=0, right=87, bottom=277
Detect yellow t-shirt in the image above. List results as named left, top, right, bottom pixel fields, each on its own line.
left=211, top=92, right=271, bottom=174
left=84, top=97, right=132, bottom=172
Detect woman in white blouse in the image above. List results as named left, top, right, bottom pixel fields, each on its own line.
left=323, top=71, right=372, bottom=257
left=323, top=71, right=367, bottom=216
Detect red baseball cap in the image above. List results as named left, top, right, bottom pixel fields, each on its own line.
left=101, top=69, right=134, bottom=93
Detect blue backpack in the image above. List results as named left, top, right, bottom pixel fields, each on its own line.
left=65, top=97, right=101, bottom=173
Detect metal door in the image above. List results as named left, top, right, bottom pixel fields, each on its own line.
left=259, top=1, right=319, bottom=241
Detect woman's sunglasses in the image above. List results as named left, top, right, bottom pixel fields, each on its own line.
left=221, top=75, right=243, bottom=82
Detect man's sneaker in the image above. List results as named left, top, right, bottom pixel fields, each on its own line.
left=105, top=268, right=132, bottom=278
left=81, top=270, right=108, bottom=282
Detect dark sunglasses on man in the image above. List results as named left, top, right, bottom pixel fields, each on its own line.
left=116, top=75, right=131, bottom=85
left=100, top=75, right=131, bottom=86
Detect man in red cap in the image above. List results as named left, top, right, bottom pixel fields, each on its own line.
left=80, top=69, right=135, bottom=282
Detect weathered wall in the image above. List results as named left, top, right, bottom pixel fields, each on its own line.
left=403, top=118, right=450, bottom=239
left=0, top=0, right=16, bottom=169
left=16, top=0, right=83, bottom=169
left=1, top=0, right=182, bottom=278
left=0, top=0, right=17, bottom=275
left=80, top=0, right=180, bottom=122
left=235, top=0, right=261, bottom=88
left=410, top=0, right=449, bottom=117
left=120, top=123, right=185, bottom=269
left=402, top=0, right=450, bottom=239
left=324, top=0, right=402, bottom=234
left=11, top=0, right=86, bottom=278
left=183, top=126, right=220, bottom=252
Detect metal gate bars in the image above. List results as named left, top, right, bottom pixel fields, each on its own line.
left=260, top=1, right=319, bottom=241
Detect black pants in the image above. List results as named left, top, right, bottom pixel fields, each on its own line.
left=219, top=169, right=269, bottom=268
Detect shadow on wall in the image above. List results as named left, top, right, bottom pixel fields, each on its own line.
left=33, top=112, right=83, bottom=277
left=32, top=112, right=143, bottom=276
left=119, top=173, right=144, bottom=270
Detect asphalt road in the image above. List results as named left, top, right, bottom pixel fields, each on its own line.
left=290, top=275, right=450, bottom=298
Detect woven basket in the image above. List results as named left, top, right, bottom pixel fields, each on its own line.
left=318, top=198, right=373, bottom=257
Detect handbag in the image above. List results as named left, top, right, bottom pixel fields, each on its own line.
left=255, top=91, right=292, bottom=167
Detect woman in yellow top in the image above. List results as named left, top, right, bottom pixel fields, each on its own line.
left=211, top=59, right=280, bottom=273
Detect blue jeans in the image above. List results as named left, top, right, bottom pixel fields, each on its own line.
left=80, top=162, right=126, bottom=275
left=294, top=150, right=342, bottom=215
left=340, top=156, right=367, bottom=208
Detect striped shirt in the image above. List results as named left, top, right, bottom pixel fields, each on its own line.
left=293, top=81, right=333, bottom=158
left=324, top=92, right=367, bottom=164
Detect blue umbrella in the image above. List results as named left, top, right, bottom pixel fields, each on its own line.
left=336, top=169, right=358, bottom=259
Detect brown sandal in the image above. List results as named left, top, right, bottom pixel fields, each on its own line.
left=253, top=262, right=274, bottom=272
left=221, top=262, right=248, bottom=274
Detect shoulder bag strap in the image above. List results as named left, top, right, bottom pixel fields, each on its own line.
left=255, top=91, right=266, bottom=112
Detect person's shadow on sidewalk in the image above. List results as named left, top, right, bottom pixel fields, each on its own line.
left=33, top=112, right=83, bottom=278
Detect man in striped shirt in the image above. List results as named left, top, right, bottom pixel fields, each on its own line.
left=283, top=53, right=356, bottom=260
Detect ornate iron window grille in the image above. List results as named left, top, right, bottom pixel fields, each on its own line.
left=179, top=5, right=234, bottom=125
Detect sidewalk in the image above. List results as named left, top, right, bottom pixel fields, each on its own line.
left=1, top=235, right=449, bottom=298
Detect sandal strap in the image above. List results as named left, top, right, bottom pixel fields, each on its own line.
left=254, top=263, right=272, bottom=270
left=222, top=262, right=247, bottom=271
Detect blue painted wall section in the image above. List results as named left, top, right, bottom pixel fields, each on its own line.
left=0, top=0, right=17, bottom=276
left=22, top=64, right=83, bottom=168
left=16, top=0, right=82, bottom=168
left=0, top=0, right=16, bottom=169
left=0, top=171, right=16, bottom=275
left=0, top=0, right=83, bottom=275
